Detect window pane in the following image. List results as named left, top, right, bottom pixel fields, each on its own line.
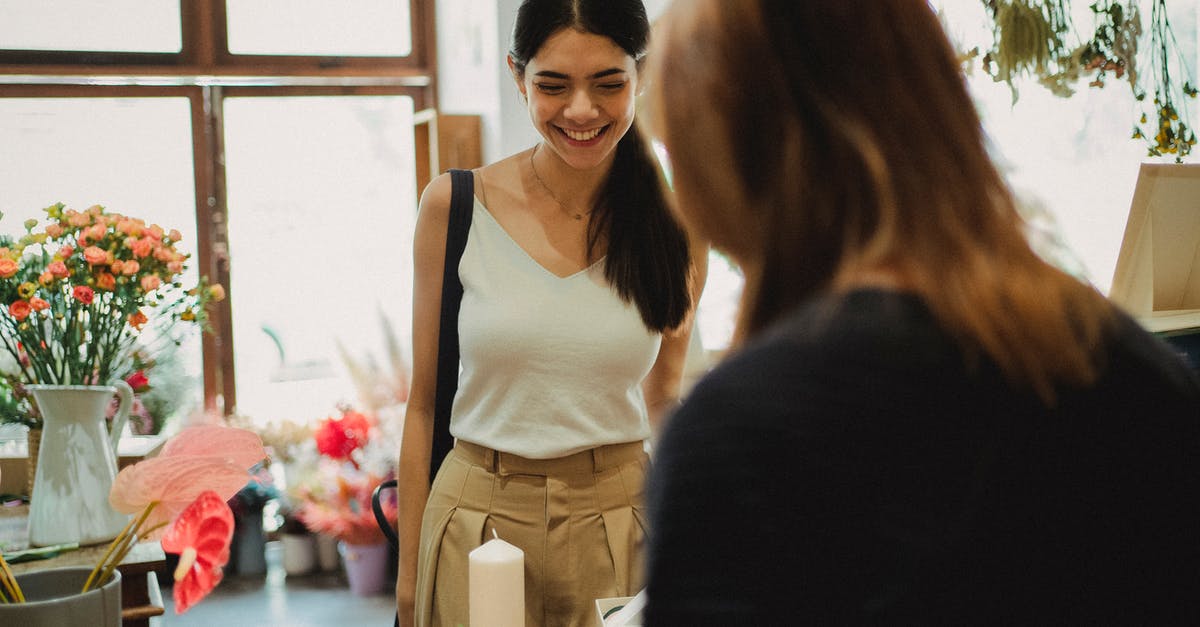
left=223, top=95, right=417, bottom=425
left=0, top=97, right=204, bottom=432
left=225, top=0, right=412, bottom=57
left=0, top=1, right=182, bottom=53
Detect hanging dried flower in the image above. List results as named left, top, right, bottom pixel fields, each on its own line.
left=1133, top=0, right=1198, bottom=161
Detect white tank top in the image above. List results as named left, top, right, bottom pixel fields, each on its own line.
left=450, top=198, right=661, bottom=459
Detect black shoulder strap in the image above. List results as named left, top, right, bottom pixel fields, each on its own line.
left=431, top=169, right=474, bottom=484
left=429, top=168, right=470, bottom=480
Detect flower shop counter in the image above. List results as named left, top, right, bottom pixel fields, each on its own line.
left=1, top=504, right=166, bottom=625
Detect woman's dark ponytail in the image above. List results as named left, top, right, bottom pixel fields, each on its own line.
left=588, top=130, right=692, bottom=332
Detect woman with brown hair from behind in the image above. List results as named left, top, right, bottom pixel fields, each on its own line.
left=640, top=0, right=1200, bottom=623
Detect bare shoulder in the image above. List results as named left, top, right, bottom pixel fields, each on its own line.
left=475, top=150, right=531, bottom=213
left=417, top=172, right=454, bottom=222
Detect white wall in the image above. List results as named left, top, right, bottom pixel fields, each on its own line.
left=437, top=0, right=672, bottom=165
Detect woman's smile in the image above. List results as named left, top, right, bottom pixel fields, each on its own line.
left=558, top=124, right=610, bottom=145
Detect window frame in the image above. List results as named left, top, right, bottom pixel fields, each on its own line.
left=0, top=0, right=438, bottom=415
left=0, top=1, right=434, bottom=72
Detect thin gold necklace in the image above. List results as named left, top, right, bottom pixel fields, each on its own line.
left=529, top=145, right=590, bottom=221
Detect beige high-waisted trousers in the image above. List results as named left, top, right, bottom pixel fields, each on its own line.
left=414, top=439, right=649, bottom=627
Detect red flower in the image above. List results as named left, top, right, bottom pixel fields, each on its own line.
left=72, top=285, right=95, bottom=304
left=160, top=490, right=234, bottom=614
left=314, top=410, right=372, bottom=461
left=125, top=370, right=150, bottom=392
left=8, top=300, right=31, bottom=321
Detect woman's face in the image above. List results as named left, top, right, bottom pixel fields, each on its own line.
left=511, top=28, right=639, bottom=171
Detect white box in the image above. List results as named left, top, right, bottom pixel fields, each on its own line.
left=1109, top=163, right=1200, bottom=332
left=595, top=593, right=643, bottom=626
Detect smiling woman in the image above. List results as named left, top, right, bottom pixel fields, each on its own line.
left=393, top=1, right=706, bottom=625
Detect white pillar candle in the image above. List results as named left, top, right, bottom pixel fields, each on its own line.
left=469, top=530, right=525, bottom=627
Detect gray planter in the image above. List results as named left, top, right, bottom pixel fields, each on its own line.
left=0, top=566, right=122, bottom=626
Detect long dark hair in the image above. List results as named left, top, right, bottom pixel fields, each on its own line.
left=511, top=0, right=693, bottom=332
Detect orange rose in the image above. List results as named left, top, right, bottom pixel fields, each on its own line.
left=84, top=246, right=108, bottom=265
left=96, top=272, right=117, bottom=291
left=127, top=310, right=148, bottom=329
left=87, top=224, right=107, bottom=241
left=131, top=238, right=154, bottom=258
left=38, top=271, right=54, bottom=286
left=29, top=297, right=49, bottom=311
left=45, top=223, right=64, bottom=238
left=67, top=211, right=90, bottom=227
left=121, top=260, right=140, bottom=276
left=208, top=284, right=226, bottom=301
left=168, top=229, right=182, bottom=242
left=117, top=219, right=141, bottom=236
left=48, top=261, right=69, bottom=278
left=58, top=245, right=74, bottom=259
left=8, top=300, right=31, bottom=321
left=72, top=285, right=95, bottom=305
left=0, top=258, right=17, bottom=278
left=110, top=260, right=124, bottom=274
left=140, top=275, right=161, bottom=292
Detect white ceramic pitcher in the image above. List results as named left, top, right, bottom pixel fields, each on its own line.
left=26, top=381, right=133, bottom=547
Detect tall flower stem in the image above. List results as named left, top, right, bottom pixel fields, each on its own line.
left=82, top=500, right=160, bottom=592
left=0, top=551, right=24, bottom=603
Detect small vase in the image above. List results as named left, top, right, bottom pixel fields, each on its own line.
left=338, top=541, right=390, bottom=596
left=0, top=566, right=122, bottom=627
left=280, top=532, right=316, bottom=575
left=316, top=534, right=340, bottom=571
left=25, top=426, right=41, bottom=498
left=26, top=382, right=133, bottom=547
left=229, top=503, right=267, bottom=577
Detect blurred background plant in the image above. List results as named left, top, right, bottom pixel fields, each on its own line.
left=288, top=405, right=400, bottom=546
left=0, top=376, right=37, bottom=429
left=335, top=309, right=409, bottom=415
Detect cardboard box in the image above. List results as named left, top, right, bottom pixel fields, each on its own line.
left=1109, top=163, right=1200, bottom=332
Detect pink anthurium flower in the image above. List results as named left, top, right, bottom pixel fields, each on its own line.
left=160, top=490, right=234, bottom=614
left=109, top=425, right=266, bottom=537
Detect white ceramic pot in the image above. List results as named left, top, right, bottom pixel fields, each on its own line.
left=25, top=382, right=133, bottom=547
left=281, top=533, right=317, bottom=575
